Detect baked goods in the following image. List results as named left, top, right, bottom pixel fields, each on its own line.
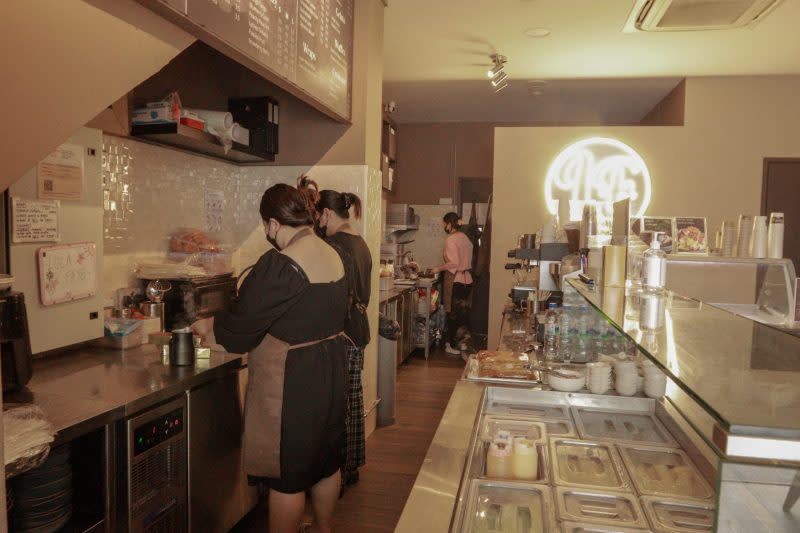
left=476, top=350, right=534, bottom=379
left=169, top=228, right=220, bottom=254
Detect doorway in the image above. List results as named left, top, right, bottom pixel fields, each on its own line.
left=762, top=158, right=800, bottom=272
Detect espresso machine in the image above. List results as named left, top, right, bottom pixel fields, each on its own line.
left=0, top=282, right=33, bottom=392
left=506, top=234, right=570, bottom=310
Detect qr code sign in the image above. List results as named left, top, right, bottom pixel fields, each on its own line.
left=43, top=180, right=54, bottom=192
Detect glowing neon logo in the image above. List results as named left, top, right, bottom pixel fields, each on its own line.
left=544, top=137, right=651, bottom=221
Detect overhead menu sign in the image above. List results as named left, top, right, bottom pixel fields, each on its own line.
left=187, top=0, right=353, bottom=119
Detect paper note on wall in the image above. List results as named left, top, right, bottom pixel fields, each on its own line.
left=37, top=242, right=97, bottom=306
left=205, top=189, right=225, bottom=233
left=11, top=197, right=60, bottom=243
left=37, top=143, right=84, bottom=201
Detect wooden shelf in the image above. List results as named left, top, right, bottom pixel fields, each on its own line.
left=131, top=123, right=274, bottom=165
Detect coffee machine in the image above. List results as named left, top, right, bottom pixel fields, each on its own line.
left=0, top=285, right=33, bottom=392
left=506, top=235, right=570, bottom=310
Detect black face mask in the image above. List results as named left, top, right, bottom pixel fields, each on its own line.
left=266, top=225, right=281, bottom=250
left=314, top=221, right=327, bottom=239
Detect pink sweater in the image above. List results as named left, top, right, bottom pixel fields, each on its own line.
left=441, top=231, right=474, bottom=284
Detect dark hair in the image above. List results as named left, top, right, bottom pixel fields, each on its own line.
left=443, top=212, right=460, bottom=228
left=317, top=190, right=362, bottom=220
left=259, top=183, right=315, bottom=226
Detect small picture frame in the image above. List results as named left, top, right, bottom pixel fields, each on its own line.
left=673, top=217, right=709, bottom=255
left=630, top=216, right=674, bottom=253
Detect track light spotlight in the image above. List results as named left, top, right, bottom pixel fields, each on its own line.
left=494, top=81, right=509, bottom=93
left=491, top=72, right=508, bottom=87
left=487, top=63, right=504, bottom=79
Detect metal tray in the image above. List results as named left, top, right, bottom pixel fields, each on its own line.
left=541, top=418, right=578, bottom=438
left=561, top=521, right=654, bottom=533
left=484, top=388, right=573, bottom=420
left=640, top=496, right=715, bottom=533
left=572, top=407, right=678, bottom=447
left=480, top=416, right=548, bottom=442
left=471, top=440, right=551, bottom=485
left=459, top=479, right=558, bottom=532
left=555, top=486, right=648, bottom=529
left=617, top=444, right=714, bottom=500
left=550, top=438, right=632, bottom=492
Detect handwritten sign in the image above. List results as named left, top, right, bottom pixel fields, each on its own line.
left=37, top=143, right=84, bottom=201
left=37, top=242, right=97, bottom=306
left=11, top=197, right=60, bottom=243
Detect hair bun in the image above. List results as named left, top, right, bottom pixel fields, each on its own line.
left=343, top=194, right=351, bottom=209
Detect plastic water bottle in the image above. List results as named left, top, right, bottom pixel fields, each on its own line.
left=557, top=306, right=572, bottom=362
left=544, top=303, right=559, bottom=360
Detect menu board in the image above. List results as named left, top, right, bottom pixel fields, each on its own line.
left=186, top=0, right=352, bottom=118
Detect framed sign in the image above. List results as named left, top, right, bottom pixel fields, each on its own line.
left=630, top=216, right=674, bottom=253
left=37, top=242, right=97, bottom=306
left=673, top=217, right=709, bottom=255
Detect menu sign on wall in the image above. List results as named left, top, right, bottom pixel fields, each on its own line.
left=186, top=0, right=352, bottom=118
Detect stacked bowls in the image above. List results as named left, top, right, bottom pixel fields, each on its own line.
left=585, top=362, right=612, bottom=394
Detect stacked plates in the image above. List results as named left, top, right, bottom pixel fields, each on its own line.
left=585, top=362, right=611, bottom=394
left=736, top=215, right=754, bottom=257
left=8, top=445, right=72, bottom=533
left=720, top=221, right=737, bottom=257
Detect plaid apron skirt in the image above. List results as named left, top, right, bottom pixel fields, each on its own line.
left=344, top=344, right=366, bottom=476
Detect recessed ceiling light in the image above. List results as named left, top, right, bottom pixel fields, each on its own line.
left=524, top=27, right=551, bottom=38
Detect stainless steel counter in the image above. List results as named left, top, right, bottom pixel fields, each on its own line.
left=4, top=344, right=244, bottom=445
left=395, top=380, right=485, bottom=533
left=378, top=285, right=413, bottom=304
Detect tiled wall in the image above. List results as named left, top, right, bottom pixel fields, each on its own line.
left=101, top=136, right=375, bottom=303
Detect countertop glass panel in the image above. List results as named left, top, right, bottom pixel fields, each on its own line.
left=567, top=279, right=800, bottom=436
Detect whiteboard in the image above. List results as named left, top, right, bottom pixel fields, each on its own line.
left=37, top=242, right=98, bottom=306
left=11, top=197, right=60, bottom=243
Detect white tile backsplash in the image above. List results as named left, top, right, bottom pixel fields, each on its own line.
left=101, top=135, right=378, bottom=302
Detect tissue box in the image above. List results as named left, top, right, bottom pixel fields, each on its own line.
left=132, top=103, right=176, bottom=125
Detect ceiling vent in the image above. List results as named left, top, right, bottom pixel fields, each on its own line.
left=624, top=0, right=784, bottom=32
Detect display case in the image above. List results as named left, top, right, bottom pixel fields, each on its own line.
left=397, top=276, right=800, bottom=533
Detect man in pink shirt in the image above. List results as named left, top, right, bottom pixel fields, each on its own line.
left=432, top=212, right=474, bottom=355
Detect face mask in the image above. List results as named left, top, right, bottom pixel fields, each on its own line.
left=266, top=222, right=282, bottom=250
left=315, top=211, right=328, bottom=238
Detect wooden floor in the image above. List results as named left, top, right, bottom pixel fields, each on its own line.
left=232, top=349, right=466, bottom=532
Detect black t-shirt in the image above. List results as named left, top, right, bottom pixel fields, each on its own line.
left=328, top=232, right=372, bottom=347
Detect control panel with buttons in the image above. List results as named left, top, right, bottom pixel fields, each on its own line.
left=133, top=408, right=184, bottom=456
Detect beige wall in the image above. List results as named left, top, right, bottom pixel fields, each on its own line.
left=391, top=123, right=494, bottom=203
left=489, top=75, right=800, bottom=346
left=0, top=0, right=193, bottom=191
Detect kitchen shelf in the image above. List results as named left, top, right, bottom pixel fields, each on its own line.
left=131, top=123, right=274, bottom=165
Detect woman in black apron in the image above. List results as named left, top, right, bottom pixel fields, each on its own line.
left=193, top=183, right=349, bottom=533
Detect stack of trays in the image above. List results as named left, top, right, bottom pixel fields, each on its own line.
left=8, top=445, right=73, bottom=533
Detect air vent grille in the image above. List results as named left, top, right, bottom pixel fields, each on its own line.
left=629, top=0, right=783, bottom=31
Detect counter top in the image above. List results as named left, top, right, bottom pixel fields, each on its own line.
left=378, top=285, right=413, bottom=304
left=4, top=344, right=243, bottom=445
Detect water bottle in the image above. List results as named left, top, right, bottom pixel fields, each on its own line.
left=557, top=306, right=572, bottom=362
left=544, top=303, right=559, bottom=360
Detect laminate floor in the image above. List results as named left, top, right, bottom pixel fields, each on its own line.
left=231, top=349, right=466, bottom=532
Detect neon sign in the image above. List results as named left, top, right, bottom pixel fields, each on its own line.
left=544, top=137, right=652, bottom=221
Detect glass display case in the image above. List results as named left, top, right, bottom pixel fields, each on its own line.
left=440, top=280, right=799, bottom=532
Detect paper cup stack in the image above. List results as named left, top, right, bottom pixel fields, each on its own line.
left=585, top=362, right=612, bottom=394
left=642, top=359, right=667, bottom=399
left=720, top=221, right=737, bottom=257
left=750, top=216, right=769, bottom=258
left=614, top=360, right=639, bottom=396
left=736, top=215, right=754, bottom=257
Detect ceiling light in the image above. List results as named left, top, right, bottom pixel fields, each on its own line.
left=491, top=72, right=508, bottom=87
left=494, top=81, right=509, bottom=93
left=524, top=27, right=551, bottom=38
